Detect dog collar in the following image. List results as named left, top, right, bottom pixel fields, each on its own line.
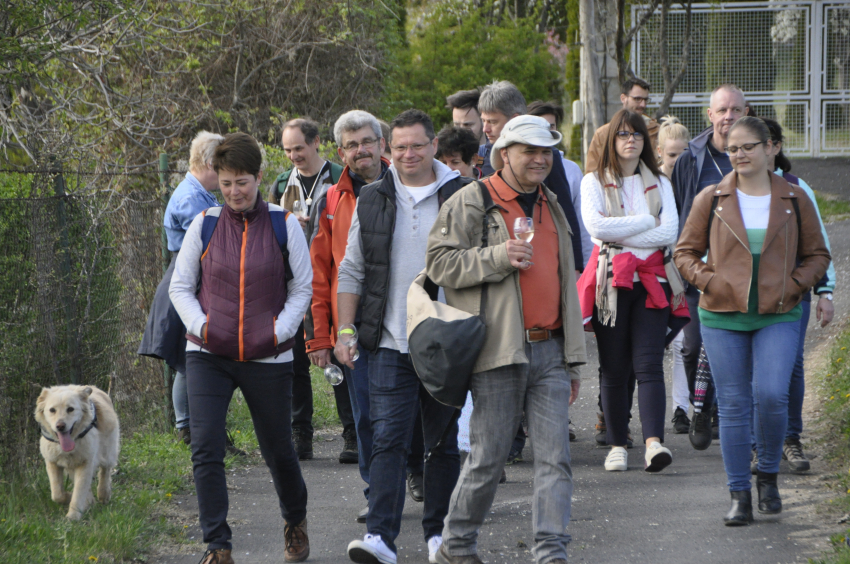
left=39, top=401, right=98, bottom=444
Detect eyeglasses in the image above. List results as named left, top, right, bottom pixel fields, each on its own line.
left=342, top=138, right=379, bottom=152
left=628, top=96, right=650, bottom=103
left=724, top=142, right=763, bottom=156
left=391, top=142, right=431, bottom=153
left=616, top=131, right=645, bottom=141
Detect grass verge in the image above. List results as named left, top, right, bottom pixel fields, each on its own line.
left=0, top=371, right=340, bottom=563
left=810, top=328, right=850, bottom=563
left=815, top=191, right=850, bottom=223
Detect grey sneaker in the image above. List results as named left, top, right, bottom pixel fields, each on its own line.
left=783, top=438, right=811, bottom=473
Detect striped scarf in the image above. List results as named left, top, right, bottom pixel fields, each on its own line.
left=594, top=160, right=686, bottom=326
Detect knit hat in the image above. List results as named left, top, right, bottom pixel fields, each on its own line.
left=491, top=115, right=563, bottom=171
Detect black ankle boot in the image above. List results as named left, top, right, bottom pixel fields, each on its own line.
left=756, top=471, right=782, bottom=514
left=724, top=490, right=754, bottom=526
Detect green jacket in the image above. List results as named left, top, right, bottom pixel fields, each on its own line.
left=425, top=181, right=587, bottom=375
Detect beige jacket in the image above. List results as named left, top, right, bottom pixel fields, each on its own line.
left=425, top=181, right=587, bottom=375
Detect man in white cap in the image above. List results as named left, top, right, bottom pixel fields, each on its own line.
left=425, top=115, right=586, bottom=564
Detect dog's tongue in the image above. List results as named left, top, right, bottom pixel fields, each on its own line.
left=58, top=432, right=75, bottom=452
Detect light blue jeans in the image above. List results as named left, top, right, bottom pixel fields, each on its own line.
left=702, top=320, right=800, bottom=491
left=442, top=337, right=574, bottom=564
left=173, top=370, right=190, bottom=429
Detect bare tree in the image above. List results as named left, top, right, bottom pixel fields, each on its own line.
left=655, top=0, right=694, bottom=118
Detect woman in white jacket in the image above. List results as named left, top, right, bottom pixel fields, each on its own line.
left=578, top=109, right=685, bottom=474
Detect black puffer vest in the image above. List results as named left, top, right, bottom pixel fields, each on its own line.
left=357, top=172, right=472, bottom=352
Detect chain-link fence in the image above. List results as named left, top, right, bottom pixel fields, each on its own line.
left=0, top=168, right=172, bottom=471
left=633, top=0, right=850, bottom=157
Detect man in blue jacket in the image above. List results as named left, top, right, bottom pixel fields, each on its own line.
left=671, top=83, right=748, bottom=440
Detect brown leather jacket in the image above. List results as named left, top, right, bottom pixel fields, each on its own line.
left=673, top=172, right=830, bottom=315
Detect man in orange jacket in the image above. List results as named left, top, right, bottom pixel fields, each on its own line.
left=305, top=110, right=389, bottom=522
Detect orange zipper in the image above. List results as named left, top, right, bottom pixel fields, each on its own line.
left=239, top=217, right=248, bottom=360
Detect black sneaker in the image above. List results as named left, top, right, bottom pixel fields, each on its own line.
left=595, top=413, right=607, bottom=446
left=407, top=472, right=424, bottom=502
left=751, top=447, right=758, bottom=475
left=292, top=430, right=313, bottom=461
left=689, top=411, right=712, bottom=450
left=783, top=438, right=810, bottom=473
left=711, top=404, right=720, bottom=441
left=339, top=427, right=358, bottom=464
left=569, top=419, right=576, bottom=442
left=177, top=427, right=191, bottom=446
left=506, top=446, right=523, bottom=465
left=671, top=407, right=691, bottom=434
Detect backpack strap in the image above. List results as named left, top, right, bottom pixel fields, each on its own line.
left=268, top=204, right=294, bottom=282
left=199, top=206, right=224, bottom=259
left=329, top=161, right=343, bottom=184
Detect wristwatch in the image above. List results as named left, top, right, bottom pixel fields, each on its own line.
left=818, top=292, right=834, bottom=301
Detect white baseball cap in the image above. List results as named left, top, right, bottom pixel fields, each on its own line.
left=491, top=115, right=563, bottom=171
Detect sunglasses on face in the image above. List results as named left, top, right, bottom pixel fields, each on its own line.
left=616, top=131, right=644, bottom=141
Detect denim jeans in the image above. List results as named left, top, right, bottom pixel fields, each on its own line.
left=787, top=299, right=811, bottom=441
left=367, top=348, right=460, bottom=553
left=344, top=345, right=372, bottom=497
left=702, top=320, right=800, bottom=491
left=442, top=337, right=574, bottom=564
left=186, top=352, right=307, bottom=550
left=172, top=370, right=190, bottom=429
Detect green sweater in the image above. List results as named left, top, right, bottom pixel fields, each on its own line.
left=699, top=228, right=801, bottom=331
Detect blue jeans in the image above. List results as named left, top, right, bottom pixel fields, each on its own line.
left=702, top=320, right=800, bottom=491
left=787, top=300, right=811, bottom=441
left=443, top=337, right=574, bottom=564
left=344, top=345, right=372, bottom=498
left=367, top=348, right=460, bottom=553
left=173, top=371, right=190, bottom=429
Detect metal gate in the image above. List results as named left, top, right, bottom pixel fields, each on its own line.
left=632, top=0, right=850, bottom=157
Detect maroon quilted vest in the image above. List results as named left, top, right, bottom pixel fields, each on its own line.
left=186, top=199, right=295, bottom=360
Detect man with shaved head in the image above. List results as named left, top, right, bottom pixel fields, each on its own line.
left=671, top=83, right=748, bottom=444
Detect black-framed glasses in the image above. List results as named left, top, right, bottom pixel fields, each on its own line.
left=342, top=138, right=379, bottom=152
left=616, top=131, right=645, bottom=141
left=725, top=142, right=763, bottom=156
left=628, top=95, right=650, bottom=104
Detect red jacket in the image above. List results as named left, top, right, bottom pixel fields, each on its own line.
left=306, top=159, right=389, bottom=352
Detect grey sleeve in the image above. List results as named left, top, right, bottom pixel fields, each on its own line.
left=337, top=206, right=366, bottom=295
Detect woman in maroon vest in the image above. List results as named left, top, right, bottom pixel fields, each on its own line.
left=170, top=133, right=313, bottom=564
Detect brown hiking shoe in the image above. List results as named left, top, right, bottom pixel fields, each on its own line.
left=284, top=519, right=310, bottom=562
left=198, top=548, right=234, bottom=564
left=435, top=543, right=484, bottom=563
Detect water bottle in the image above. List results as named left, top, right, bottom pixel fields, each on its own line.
left=324, top=364, right=344, bottom=386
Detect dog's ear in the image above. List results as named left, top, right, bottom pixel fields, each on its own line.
left=35, top=387, right=49, bottom=415
left=81, top=386, right=93, bottom=399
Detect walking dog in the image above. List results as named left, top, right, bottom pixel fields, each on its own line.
left=34, top=385, right=120, bottom=520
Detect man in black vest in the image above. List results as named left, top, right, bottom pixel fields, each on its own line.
left=335, top=110, right=471, bottom=564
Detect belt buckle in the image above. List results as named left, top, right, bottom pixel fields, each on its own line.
left=525, top=329, right=549, bottom=343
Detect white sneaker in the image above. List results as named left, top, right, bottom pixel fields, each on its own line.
left=604, top=446, right=628, bottom=471
left=347, top=533, right=397, bottom=564
left=427, top=535, right=442, bottom=563
left=644, top=441, right=672, bottom=473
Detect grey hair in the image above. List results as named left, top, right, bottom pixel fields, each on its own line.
left=478, top=80, right=527, bottom=118
left=709, top=83, right=746, bottom=108
left=189, top=131, right=225, bottom=171
left=333, top=110, right=382, bottom=146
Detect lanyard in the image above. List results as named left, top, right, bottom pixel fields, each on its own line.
left=297, top=161, right=327, bottom=208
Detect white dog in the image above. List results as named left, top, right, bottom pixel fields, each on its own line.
left=34, top=385, right=120, bottom=520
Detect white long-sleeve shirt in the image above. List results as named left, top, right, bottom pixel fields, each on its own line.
left=169, top=204, right=313, bottom=363
left=580, top=172, right=678, bottom=267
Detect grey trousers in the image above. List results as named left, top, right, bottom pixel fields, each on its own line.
left=441, top=337, right=574, bottom=564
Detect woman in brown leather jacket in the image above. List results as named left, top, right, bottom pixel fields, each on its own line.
left=674, top=116, right=830, bottom=526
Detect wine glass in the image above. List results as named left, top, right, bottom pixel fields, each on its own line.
left=324, top=364, right=344, bottom=386
left=292, top=200, right=308, bottom=218
left=513, top=217, right=534, bottom=269
left=338, top=324, right=360, bottom=362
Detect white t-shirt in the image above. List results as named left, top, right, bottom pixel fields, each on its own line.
left=736, top=189, right=771, bottom=230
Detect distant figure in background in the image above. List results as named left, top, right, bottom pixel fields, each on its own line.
left=378, top=119, right=393, bottom=161
left=436, top=125, right=481, bottom=179
left=446, top=88, right=487, bottom=145
left=139, top=131, right=223, bottom=446
left=656, top=115, right=693, bottom=435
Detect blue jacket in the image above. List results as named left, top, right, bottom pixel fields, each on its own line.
left=671, top=126, right=715, bottom=237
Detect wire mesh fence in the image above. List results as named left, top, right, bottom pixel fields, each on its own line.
left=0, top=169, right=172, bottom=472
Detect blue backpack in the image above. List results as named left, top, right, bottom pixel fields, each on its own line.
left=199, top=205, right=293, bottom=281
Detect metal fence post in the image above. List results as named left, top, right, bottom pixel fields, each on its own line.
left=52, top=159, right=82, bottom=384
left=159, top=153, right=175, bottom=426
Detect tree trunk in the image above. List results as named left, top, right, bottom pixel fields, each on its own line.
left=581, top=0, right=605, bottom=158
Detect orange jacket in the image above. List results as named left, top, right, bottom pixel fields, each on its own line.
left=306, top=159, right=389, bottom=352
